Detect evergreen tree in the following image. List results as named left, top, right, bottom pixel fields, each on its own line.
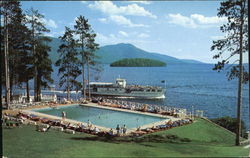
left=74, top=15, right=90, bottom=99
left=25, top=7, right=50, bottom=102
left=35, top=36, right=54, bottom=100
left=74, top=15, right=100, bottom=99
left=56, top=27, right=81, bottom=101
left=1, top=1, right=30, bottom=107
left=85, top=32, right=99, bottom=98
left=15, top=23, right=33, bottom=103
left=1, top=1, right=11, bottom=108
left=211, top=0, right=248, bottom=146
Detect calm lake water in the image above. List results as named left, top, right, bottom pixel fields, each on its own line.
left=50, top=64, right=250, bottom=130
left=12, top=63, right=248, bottom=130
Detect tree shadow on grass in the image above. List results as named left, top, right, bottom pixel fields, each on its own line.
left=70, top=133, right=191, bottom=147
left=70, top=136, right=121, bottom=144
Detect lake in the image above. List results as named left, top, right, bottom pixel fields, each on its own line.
left=13, top=63, right=250, bottom=130
left=82, top=64, right=249, bottom=130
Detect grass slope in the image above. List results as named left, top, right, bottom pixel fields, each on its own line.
left=3, top=118, right=248, bottom=157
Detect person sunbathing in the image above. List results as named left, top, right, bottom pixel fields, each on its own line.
left=93, top=127, right=100, bottom=134
left=109, top=128, right=114, bottom=135
left=136, top=126, right=141, bottom=131
left=37, top=125, right=51, bottom=132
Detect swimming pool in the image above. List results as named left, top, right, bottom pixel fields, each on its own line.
left=32, top=104, right=166, bottom=129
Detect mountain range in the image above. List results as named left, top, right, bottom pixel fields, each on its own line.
left=47, top=37, right=203, bottom=64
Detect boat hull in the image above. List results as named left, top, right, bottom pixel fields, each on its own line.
left=87, top=91, right=165, bottom=99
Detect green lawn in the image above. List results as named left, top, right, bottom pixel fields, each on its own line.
left=3, top=118, right=249, bottom=157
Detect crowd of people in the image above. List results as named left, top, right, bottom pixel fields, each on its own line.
left=92, top=98, right=187, bottom=118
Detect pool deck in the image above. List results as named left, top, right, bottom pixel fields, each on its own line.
left=20, top=102, right=183, bottom=134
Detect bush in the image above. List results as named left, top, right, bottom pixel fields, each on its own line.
left=211, top=116, right=247, bottom=138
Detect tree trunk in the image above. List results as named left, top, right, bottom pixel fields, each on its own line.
left=37, top=74, right=41, bottom=102
left=34, top=64, right=38, bottom=101
left=4, top=12, right=10, bottom=109
left=26, top=79, right=30, bottom=103
left=235, top=1, right=245, bottom=146
left=31, top=14, right=38, bottom=102
left=66, top=70, right=70, bottom=101
left=87, top=57, right=90, bottom=99
left=82, top=54, right=86, bottom=99
left=9, top=74, right=13, bottom=101
left=248, top=28, right=250, bottom=135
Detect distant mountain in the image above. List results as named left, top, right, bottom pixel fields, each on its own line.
left=47, top=37, right=61, bottom=63
left=95, top=43, right=183, bottom=64
left=47, top=37, right=204, bottom=64
left=180, top=59, right=204, bottom=64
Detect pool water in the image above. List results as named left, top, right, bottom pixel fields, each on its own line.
left=32, top=105, right=166, bottom=129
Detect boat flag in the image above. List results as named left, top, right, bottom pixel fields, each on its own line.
left=161, top=80, right=165, bottom=83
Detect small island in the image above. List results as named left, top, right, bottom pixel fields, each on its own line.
left=110, top=58, right=166, bottom=67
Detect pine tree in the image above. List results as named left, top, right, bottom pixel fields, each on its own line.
left=85, top=32, right=99, bottom=98
left=74, top=15, right=100, bottom=99
left=74, top=15, right=90, bottom=99
left=35, top=36, right=54, bottom=101
left=1, top=1, right=11, bottom=108
left=56, top=27, right=81, bottom=101
left=211, top=0, right=248, bottom=146
left=15, top=23, right=33, bottom=103
left=1, top=1, right=28, bottom=108
left=25, top=7, right=50, bottom=102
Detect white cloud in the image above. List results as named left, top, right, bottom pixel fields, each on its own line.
left=167, top=13, right=227, bottom=28
left=25, top=15, right=58, bottom=28
left=129, top=1, right=152, bottom=5
left=119, top=31, right=129, bottom=37
left=98, top=18, right=107, bottom=23
left=191, top=14, right=227, bottom=24
left=43, top=19, right=58, bottom=28
left=109, top=34, right=115, bottom=38
left=96, top=33, right=116, bottom=44
left=96, top=32, right=157, bottom=48
left=138, top=33, right=149, bottom=38
left=88, top=1, right=157, bottom=19
left=44, top=31, right=64, bottom=38
left=110, top=15, right=148, bottom=27
left=168, top=13, right=197, bottom=28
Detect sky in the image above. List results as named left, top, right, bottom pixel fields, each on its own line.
left=20, top=1, right=248, bottom=64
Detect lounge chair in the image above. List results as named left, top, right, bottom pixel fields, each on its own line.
left=64, top=129, right=75, bottom=134
left=157, top=125, right=167, bottom=129
left=40, top=118, right=50, bottom=124
left=105, top=132, right=116, bottom=138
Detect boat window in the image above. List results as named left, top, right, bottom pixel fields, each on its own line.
left=157, top=90, right=162, bottom=92
left=147, top=89, right=150, bottom=92
left=152, top=89, right=155, bottom=92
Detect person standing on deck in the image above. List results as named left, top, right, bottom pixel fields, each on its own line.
left=87, top=119, right=91, bottom=128
left=122, top=124, right=127, bottom=135
left=62, top=111, right=66, bottom=119
left=116, top=124, right=120, bottom=136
